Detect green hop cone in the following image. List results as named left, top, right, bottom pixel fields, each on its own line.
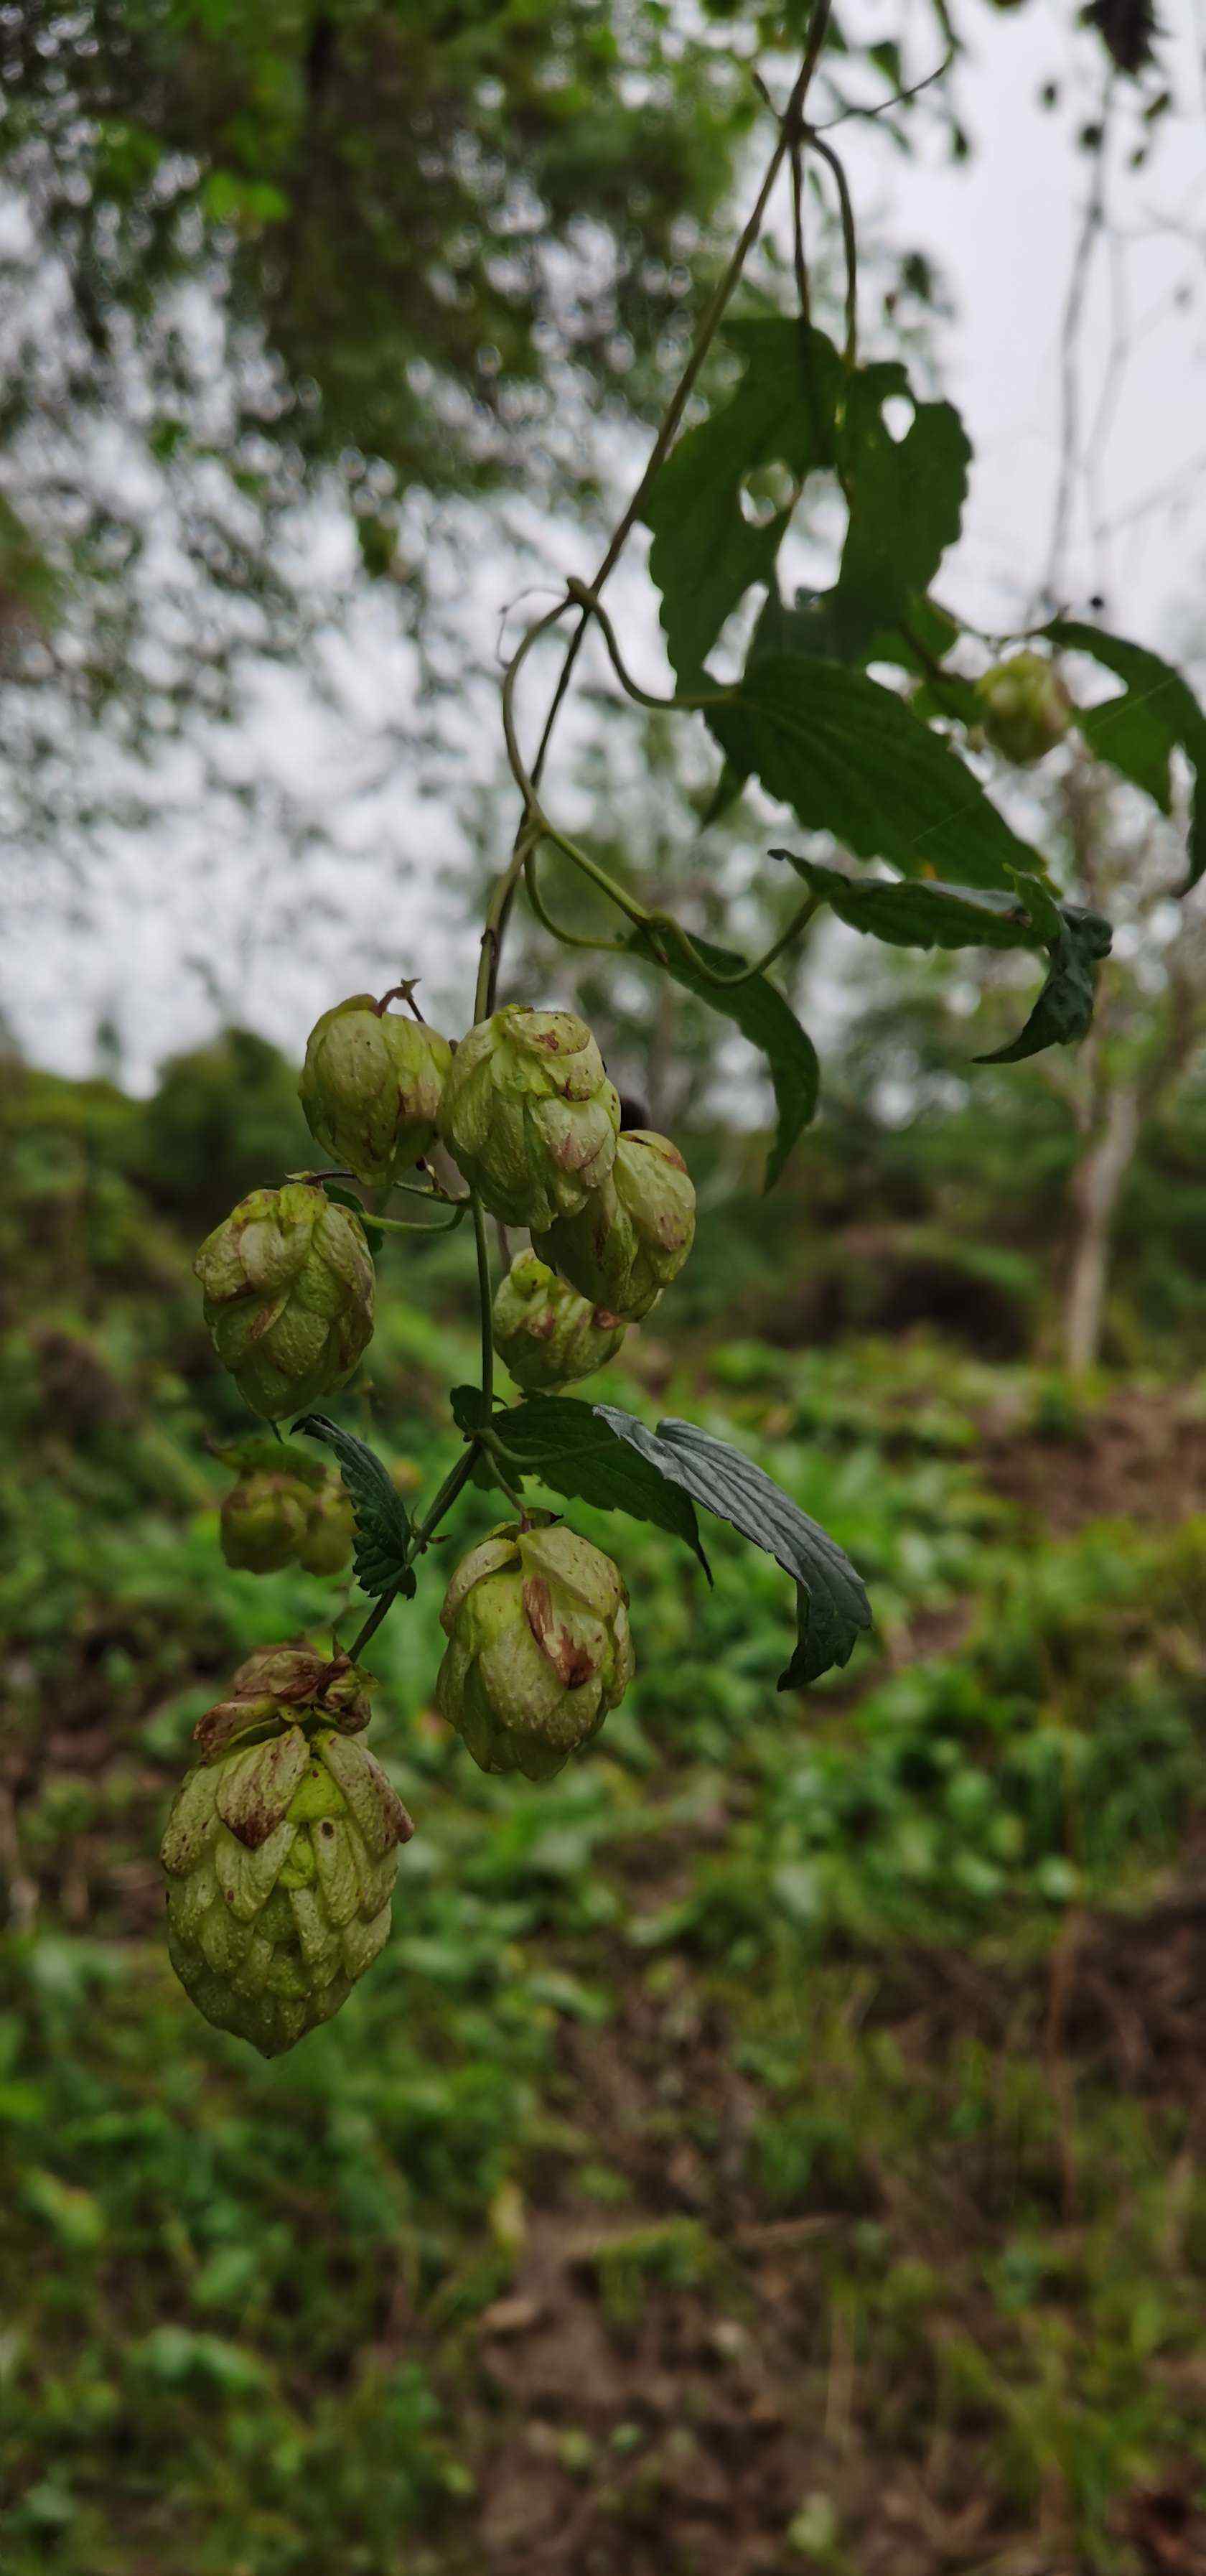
left=295, top=1482, right=356, bottom=1577
left=299, top=993, right=453, bottom=1189
left=195, top=1182, right=375, bottom=1421
left=161, top=1645, right=413, bottom=2056
left=532, top=1129, right=694, bottom=1322
left=437, top=1004, right=620, bottom=1228
left=436, top=1521, right=634, bottom=1781
left=976, top=650, right=1072, bottom=766
left=220, top=1471, right=311, bottom=1573
left=492, top=1249, right=627, bottom=1391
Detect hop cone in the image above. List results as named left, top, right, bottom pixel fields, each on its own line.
left=195, top=1182, right=374, bottom=1421
left=299, top=994, right=452, bottom=1189
left=437, top=1004, right=620, bottom=1228
left=492, top=1249, right=627, bottom=1391
left=533, top=1129, right=694, bottom=1321
left=436, top=1521, right=634, bottom=1780
left=976, top=651, right=1072, bottom=765
left=220, top=1471, right=311, bottom=1572
left=161, top=1646, right=413, bottom=2056
left=296, top=1483, right=355, bottom=1577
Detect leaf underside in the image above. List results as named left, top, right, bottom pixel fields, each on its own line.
left=291, top=1413, right=415, bottom=1599
left=596, top=1408, right=871, bottom=1687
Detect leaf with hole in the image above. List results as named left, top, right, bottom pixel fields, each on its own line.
left=826, top=364, right=971, bottom=661
left=1045, top=620, right=1206, bottom=890
left=595, top=1409, right=871, bottom=1686
left=291, top=1414, right=415, bottom=1600
left=643, top=317, right=843, bottom=685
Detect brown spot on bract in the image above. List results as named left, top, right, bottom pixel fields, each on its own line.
left=228, top=1801, right=277, bottom=1852
left=525, top=1576, right=595, bottom=1688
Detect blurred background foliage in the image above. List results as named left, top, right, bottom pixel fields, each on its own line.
left=6, top=1029, right=1206, bottom=2572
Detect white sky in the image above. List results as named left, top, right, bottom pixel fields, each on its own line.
left=2, top=0, right=1205, bottom=1087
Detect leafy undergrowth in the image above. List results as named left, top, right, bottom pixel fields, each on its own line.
left=4, top=1147, right=1206, bottom=2571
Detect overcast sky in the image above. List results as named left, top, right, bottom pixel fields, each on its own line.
left=2, top=0, right=1205, bottom=1088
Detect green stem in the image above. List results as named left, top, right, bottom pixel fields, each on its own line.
left=480, top=0, right=833, bottom=1019
left=367, top=1206, right=468, bottom=1236
left=523, top=848, right=628, bottom=955
left=347, top=1444, right=479, bottom=1663
left=472, top=1189, right=495, bottom=1410
left=805, top=131, right=858, bottom=370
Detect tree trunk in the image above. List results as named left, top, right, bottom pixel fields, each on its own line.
left=1062, top=1080, right=1139, bottom=1376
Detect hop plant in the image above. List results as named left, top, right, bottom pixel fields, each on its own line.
left=220, top=1471, right=311, bottom=1572
left=435, top=1521, right=635, bottom=1780
left=437, top=1004, right=620, bottom=1228
left=533, top=1129, right=695, bottom=1321
left=492, top=1249, right=627, bottom=1391
left=160, top=1646, right=413, bottom=2056
left=299, top=993, right=452, bottom=1189
left=976, top=651, right=1072, bottom=766
left=295, top=1483, right=356, bottom=1576
left=195, top=1182, right=375, bottom=1421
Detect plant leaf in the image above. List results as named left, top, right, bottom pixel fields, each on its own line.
left=1045, top=619, right=1206, bottom=891
left=708, top=655, right=1049, bottom=894
left=773, top=857, right=1047, bottom=953
left=827, top=365, right=971, bottom=661
left=625, top=925, right=818, bottom=1192
left=976, top=906, right=1113, bottom=1065
left=291, top=1414, right=415, bottom=1600
left=595, top=1409, right=871, bottom=1686
left=643, top=317, right=843, bottom=684
left=452, top=1389, right=711, bottom=1574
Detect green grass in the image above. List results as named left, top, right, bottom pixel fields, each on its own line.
left=3, top=1109, right=1206, bottom=2572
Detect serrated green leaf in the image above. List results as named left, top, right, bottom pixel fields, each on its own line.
left=976, top=905, right=1113, bottom=1065
left=827, top=365, right=971, bottom=661
left=775, top=857, right=1108, bottom=1061
left=1045, top=620, right=1206, bottom=889
left=291, top=1414, right=415, bottom=1600
left=643, top=317, right=843, bottom=684
left=709, top=655, right=1048, bottom=895
left=452, top=1388, right=711, bottom=1575
left=595, top=1409, right=871, bottom=1686
left=625, top=925, right=818, bottom=1192
left=773, top=856, right=1046, bottom=953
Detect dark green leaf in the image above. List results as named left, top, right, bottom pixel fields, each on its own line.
left=709, top=655, right=1049, bottom=894
left=1046, top=619, right=1206, bottom=890
left=595, top=1409, right=871, bottom=1686
left=828, top=365, right=971, bottom=661
left=454, top=1390, right=711, bottom=1574
left=773, top=856, right=1046, bottom=953
left=625, top=925, right=818, bottom=1191
left=977, top=906, right=1113, bottom=1065
left=644, top=317, right=843, bottom=684
left=291, top=1414, right=415, bottom=1600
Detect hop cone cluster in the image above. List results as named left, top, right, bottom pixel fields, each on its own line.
left=534, top=1129, right=695, bottom=1321
left=221, top=1471, right=355, bottom=1577
left=492, top=1249, right=627, bottom=1391
left=195, top=1182, right=375, bottom=1420
left=438, top=1005, right=620, bottom=1229
left=161, top=1647, right=412, bottom=2056
left=436, top=1521, right=634, bottom=1780
left=299, top=994, right=452, bottom=1189
left=976, top=651, right=1072, bottom=766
